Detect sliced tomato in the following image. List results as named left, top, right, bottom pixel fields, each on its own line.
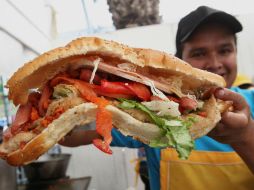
left=197, top=111, right=207, bottom=117
left=80, top=69, right=101, bottom=84
left=100, top=80, right=135, bottom=95
left=80, top=69, right=92, bottom=82
left=28, top=92, right=41, bottom=108
left=125, top=82, right=151, bottom=101
left=150, top=96, right=163, bottom=101
left=93, top=86, right=135, bottom=99
left=99, top=80, right=151, bottom=101
left=167, top=96, right=181, bottom=103
left=38, top=84, right=52, bottom=116
left=180, top=97, right=198, bottom=111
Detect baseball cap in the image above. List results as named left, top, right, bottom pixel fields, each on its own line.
left=175, top=6, right=243, bottom=58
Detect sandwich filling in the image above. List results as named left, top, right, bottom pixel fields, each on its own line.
left=1, top=56, right=211, bottom=159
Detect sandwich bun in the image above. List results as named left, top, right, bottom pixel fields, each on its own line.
left=1, top=37, right=228, bottom=165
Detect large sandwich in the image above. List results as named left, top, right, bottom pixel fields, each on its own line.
left=0, top=37, right=230, bottom=166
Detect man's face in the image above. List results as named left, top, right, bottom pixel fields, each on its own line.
left=181, top=23, right=237, bottom=88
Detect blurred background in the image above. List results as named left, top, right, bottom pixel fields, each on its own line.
left=0, top=0, right=254, bottom=190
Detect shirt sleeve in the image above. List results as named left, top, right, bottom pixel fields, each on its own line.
left=111, top=128, right=144, bottom=148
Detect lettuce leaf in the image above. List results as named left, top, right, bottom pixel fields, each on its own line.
left=118, top=98, right=195, bottom=159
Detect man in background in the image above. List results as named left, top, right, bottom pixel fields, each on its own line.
left=166, top=5, right=254, bottom=189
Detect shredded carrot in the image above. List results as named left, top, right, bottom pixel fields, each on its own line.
left=40, top=107, right=65, bottom=127
left=30, top=107, right=39, bottom=121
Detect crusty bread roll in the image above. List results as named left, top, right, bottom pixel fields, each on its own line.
left=0, top=37, right=228, bottom=165
left=7, top=37, right=225, bottom=106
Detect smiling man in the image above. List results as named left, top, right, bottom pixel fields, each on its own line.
left=168, top=5, right=254, bottom=190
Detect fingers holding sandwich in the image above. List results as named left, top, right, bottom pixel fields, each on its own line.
left=209, top=88, right=254, bottom=145
left=58, top=130, right=100, bottom=147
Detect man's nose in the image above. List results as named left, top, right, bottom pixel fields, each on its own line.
left=205, top=54, right=223, bottom=72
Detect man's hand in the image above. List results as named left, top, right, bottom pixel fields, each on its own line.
left=209, top=88, right=254, bottom=145
left=208, top=88, right=254, bottom=173
left=58, top=129, right=101, bottom=147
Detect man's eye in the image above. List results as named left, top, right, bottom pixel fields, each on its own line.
left=191, top=52, right=205, bottom=58
left=219, top=48, right=232, bottom=55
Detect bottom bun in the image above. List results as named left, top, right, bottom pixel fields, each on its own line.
left=4, top=96, right=221, bottom=166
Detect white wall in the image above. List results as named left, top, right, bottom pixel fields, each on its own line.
left=59, top=123, right=143, bottom=190
left=0, top=0, right=51, bottom=54
left=237, top=14, right=254, bottom=80
left=61, top=145, right=141, bottom=190
left=0, top=30, right=38, bottom=78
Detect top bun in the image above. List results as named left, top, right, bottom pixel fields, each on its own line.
left=7, top=37, right=225, bottom=105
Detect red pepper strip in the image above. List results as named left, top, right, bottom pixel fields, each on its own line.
left=38, top=84, right=53, bottom=116
left=167, top=96, right=181, bottom=103
left=180, top=97, right=198, bottom=111
left=93, top=86, right=135, bottom=99
left=89, top=96, right=113, bottom=155
left=99, top=80, right=151, bottom=101
left=100, top=80, right=136, bottom=95
left=94, top=104, right=113, bottom=147
left=93, top=139, right=113, bottom=154
left=124, top=82, right=151, bottom=101
left=197, top=111, right=207, bottom=117
left=50, top=76, right=113, bottom=154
